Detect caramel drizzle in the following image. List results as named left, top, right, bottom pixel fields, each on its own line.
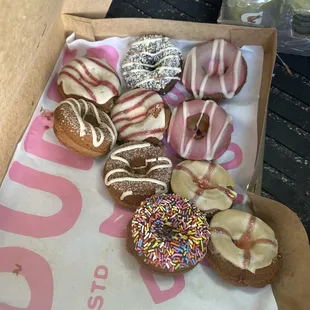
left=175, top=163, right=235, bottom=202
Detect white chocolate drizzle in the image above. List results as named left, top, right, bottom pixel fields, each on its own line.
left=183, top=39, right=243, bottom=99
left=120, top=191, right=133, bottom=200
left=105, top=143, right=172, bottom=194
left=62, top=98, right=117, bottom=148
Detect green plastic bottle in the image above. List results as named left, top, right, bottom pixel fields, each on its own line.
left=220, top=0, right=284, bottom=27
left=292, top=0, right=310, bottom=35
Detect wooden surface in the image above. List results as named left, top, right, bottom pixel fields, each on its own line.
left=107, top=0, right=310, bottom=237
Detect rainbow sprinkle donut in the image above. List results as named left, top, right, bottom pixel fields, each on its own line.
left=127, top=193, right=210, bottom=274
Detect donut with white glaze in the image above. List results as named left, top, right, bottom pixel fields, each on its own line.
left=54, top=98, right=117, bottom=157
left=57, top=56, right=121, bottom=112
left=167, top=99, right=233, bottom=161
left=171, top=160, right=236, bottom=215
left=207, top=209, right=281, bottom=287
left=122, top=35, right=183, bottom=95
left=111, top=89, right=171, bottom=143
left=104, top=141, right=172, bottom=210
left=182, top=39, right=247, bottom=102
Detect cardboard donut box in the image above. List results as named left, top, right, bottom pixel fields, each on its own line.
left=0, top=0, right=309, bottom=309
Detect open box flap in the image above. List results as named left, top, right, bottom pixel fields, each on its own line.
left=249, top=193, right=310, bottom=310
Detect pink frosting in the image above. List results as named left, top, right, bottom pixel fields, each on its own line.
left=182, top=39, right=247, bottom=99
left=167, top=99, right=233, bottom=160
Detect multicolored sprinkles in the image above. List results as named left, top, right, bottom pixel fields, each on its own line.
left=131, top=193, right=210, bottom=272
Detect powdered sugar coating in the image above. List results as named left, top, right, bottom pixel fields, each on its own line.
left=122, top=35, right=182, bottom=92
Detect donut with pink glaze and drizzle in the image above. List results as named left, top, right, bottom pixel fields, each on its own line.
left=182, top=39, right=247, bottom=102
left=110, top=89, right=171, bottom=143
left=167, top=99, right=233, bottom=161
left=57, top=56, right=121, bottom=112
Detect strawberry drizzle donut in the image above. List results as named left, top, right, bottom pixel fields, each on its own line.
left=182, top=39, right=247, bottom=102
left=207, top=210, right=281, bottom=287
left=171, top=160, right=236, bottom=216
left=57, top=56, right=121, bottom=112
left=111, top=89, right=171, bottom=143
left=167, top=99, right=233, bottom=161
left=54, top=98, right=117, bottom=157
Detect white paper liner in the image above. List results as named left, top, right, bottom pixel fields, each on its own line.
left=0, top=35, right=277, bottom=310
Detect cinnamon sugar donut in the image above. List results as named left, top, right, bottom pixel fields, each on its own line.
left=54, top=98, right=117, bottom=157
left=127, top=193, right=210, bottom=274
left=104, top=142, right=172, bottom=210
left=57, top=56, right=121, bottom=112
left=111, top=89, right=171, bottom=143
left=207, top=210, right=281, bottom=287
left=182, top=39, right=247, bottom=102
left=122, top=35, right=183, bottom=95
left=167, top=99, right=233, bottom=161
left=171, top=160, right=236, bottom=216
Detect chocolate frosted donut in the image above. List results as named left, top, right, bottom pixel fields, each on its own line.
left=182, top=39, right=247, bottom=102
left=207, top=210, right=281, bottom=287
left=104, top=142, right=172, bottom=210
left=54, top=98, right=117, bottom=157
left=122, top=35, right=183, bottom=95
left=111, top=89, right=171, bottom=143
left=127, top=193, right=210, bottom=274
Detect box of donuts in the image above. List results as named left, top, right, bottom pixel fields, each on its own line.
left=0, top=1, right=309, bottom=310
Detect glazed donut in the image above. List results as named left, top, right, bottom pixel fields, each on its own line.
left=127, top=193, right=210, bottom=274
left=111, top=89, right=171, bottom=143
left=207, top=209, right=280, bottom=287
left=54, top=98, right=117, bottom=157
left=122, top=35, right=183, bottom=95
left=182, top=39, right=247, bottom=101
left=57, top=56, right=121, bottom=112
left=171, top=160, right=236, bottom=215
left=104, top=142, right=172, bottom=209
left=167, top=99, right=233, bottom=160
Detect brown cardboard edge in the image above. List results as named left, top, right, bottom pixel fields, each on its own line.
left=249, top=193, right=310, bottom=310
left=0, top=16, right=66, bottom=185
left=61, top=0, right=112, bottom=19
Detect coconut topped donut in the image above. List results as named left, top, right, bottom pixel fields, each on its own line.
left=54, top=98, right=117, bottom=157
left=182, top=39, right=247, bottom=101
left=122, top=35, right=183, bottom=95
left=171, top=160, right=236, bottom=215
left=57, top=56, right=121, bottom=112
left=210, top=209, right=279, bottom=273
left=104, top=142, right=172, bottom=209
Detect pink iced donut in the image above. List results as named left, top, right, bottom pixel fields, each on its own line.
left=182, top=39, right=247, bottom=101
left=167, top=99, right=233, bottom=160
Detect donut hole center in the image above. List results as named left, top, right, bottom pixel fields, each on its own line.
left=234, top=235, right=252, bottom=251
left=205, top=60, right=229, bottom=76
left=130, top=158, right=150, bottom=175
left=84, top=114, right=100, bottom=128
left=186, top=113, right=209, bottom=140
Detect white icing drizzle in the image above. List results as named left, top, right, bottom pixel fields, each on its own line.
left=186, top=39, right=243, bottom=99
left=173, top=100, right=232, bottom=161
left=120, top=191, right=133, bottom=200
left=167, top=107, right=178, bottom=144
left=135, top=47, right=180, bottom=57
left=123, top=66, right=181, bottom=75
left=122, top=55, right=178, bottom=69
left=105, top=143, right=172, bottom=193
left=62, top=98, right=117, bottom=148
